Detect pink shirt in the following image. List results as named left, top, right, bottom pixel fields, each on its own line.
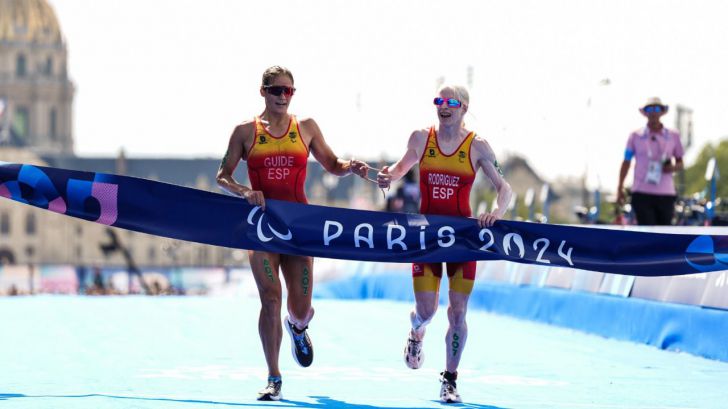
left=624, top=127, right=684, bottom=195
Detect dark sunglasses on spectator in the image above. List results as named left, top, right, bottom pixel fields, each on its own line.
left=433, top=97, right=462, bottom=108
left=264, top=85, right=296, bottom=97
left=643, top=105, right=666, bottom=113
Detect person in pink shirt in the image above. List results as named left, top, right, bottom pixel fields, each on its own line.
left=617, top=97, right=684, bottom=225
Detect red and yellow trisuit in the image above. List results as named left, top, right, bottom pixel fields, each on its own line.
left=246, top=115, right=309, bottom=203
left=414, top=126, right=477, bottom=294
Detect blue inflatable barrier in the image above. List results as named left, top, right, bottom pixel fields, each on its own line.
left=316, top=271, right=728, bottom=362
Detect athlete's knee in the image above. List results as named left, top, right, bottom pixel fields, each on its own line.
left=288, top=306, right=314, bottom=328
left=258, top=287, right=282, bottom=309
left=288, top=303, right=311, bottom=321
left=447, top=304, right=468, bottom=327
left=418, top=300, right=438, bottom=319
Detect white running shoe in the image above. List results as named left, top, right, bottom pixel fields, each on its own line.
left=257, top=377, right=282, bottom=401
left=404, top=331, right=424, bottom=369
left=439, top=371, right=462, bottom=403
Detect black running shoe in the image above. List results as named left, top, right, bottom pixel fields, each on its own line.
left=257, top=377, right=282, bottom=401
left=284, top=315, right=313, bottom=367
left=439, top=371, right=462, bottom=403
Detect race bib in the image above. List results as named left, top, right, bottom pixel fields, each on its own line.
left=645, top=160, right=663, bottom=184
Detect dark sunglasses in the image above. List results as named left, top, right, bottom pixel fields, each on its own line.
left=643, top=105, right=666, bottom=113
left=433, top=97, right=462, bottom=108
left=264, top=85, right=296, bottom=97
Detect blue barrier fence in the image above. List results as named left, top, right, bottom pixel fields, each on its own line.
left=314, top=259, right=728, bottom=362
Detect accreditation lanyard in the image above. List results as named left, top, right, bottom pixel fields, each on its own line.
left=643, top=127, right=668, bottom=185
left=644, top=127, right=668, bottom=161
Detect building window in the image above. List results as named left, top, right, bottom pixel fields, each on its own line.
left=13, top=106, right=29, bottom=141
left=45, top=57, right=53, bottom=76
left=0, top=247, right=15, bottom=264
left=16, top=54, right=27, bottom=77
left=0, top=213, right=9, bottom=234
left=50, top=108, right=57, bottom=140
left=25, top=213, right=36, bottom=235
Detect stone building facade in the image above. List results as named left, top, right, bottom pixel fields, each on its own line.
left=0, top=0, right=74, bottom=154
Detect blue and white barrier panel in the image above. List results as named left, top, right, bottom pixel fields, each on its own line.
left=1, top=162, right=727, bottom=276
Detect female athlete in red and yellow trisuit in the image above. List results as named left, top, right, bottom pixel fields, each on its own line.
left=377, top=84, right=513, bottom=404
left=217, top=66, right=368, bottom=401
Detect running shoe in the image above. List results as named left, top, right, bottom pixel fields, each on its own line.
left=284, top=315, right=313, bottom=367
left=257, top=377, right=282, bottom=401
left=404, top=333, right=424, bottom=369
left=439, top=371, right=462, bottom=403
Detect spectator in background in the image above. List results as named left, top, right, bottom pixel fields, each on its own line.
left=398, top=169, right=420, bottom=213
left=385, top=169, right=420, bottom=213
left=617, top=97, right=684, bottom=225
left=86, top=266, right=107, bottom=295
left=76, top=265, right=88, bottom=294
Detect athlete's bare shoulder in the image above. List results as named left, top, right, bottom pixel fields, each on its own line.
left=239, top=118, right=256, bottom=127
left=471, top=133, right=496, bottom=162
left=297, top=116, right=320, bottom=131
left=226, top=120, right=257, bottom=160
left=230, top=119, right=254, bottom=143
left=297, top=116, right=316, bottom=125
left=470, top=133, right=507, bottom=181
left=296, top=117, right=323, bottom=141
left=408, top=127, right=430, bottom=144
left=471, top=133, right=489, bottom=145
left=233, top=119, right=255, bottom=136
left=402, top=128, right=430, bottom=159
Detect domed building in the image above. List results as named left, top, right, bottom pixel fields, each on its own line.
left=0, top=0, right=74, bottom=154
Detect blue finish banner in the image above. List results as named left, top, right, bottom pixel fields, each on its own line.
left=1, top=162, right=727, bottom=276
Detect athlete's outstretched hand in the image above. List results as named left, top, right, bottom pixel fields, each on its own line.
left=349, top=159, right=369, bottom=178
left=242, top=189, right=266, bottom=210
left=377, top=166, right=392, bottom=189
left=477, top=212, right=500, bottom=228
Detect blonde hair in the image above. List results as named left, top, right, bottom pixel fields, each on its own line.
left=438, top=84, right=470, bottom=106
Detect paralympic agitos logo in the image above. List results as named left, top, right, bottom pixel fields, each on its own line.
left=247, top=206, right=293, bottom=242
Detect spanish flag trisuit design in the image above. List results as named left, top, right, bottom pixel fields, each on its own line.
left=247, top=115, right=309, bottom=203
left=414, top=126, right=477, bottom=294
left=418, top=126, right=476, bottom=217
